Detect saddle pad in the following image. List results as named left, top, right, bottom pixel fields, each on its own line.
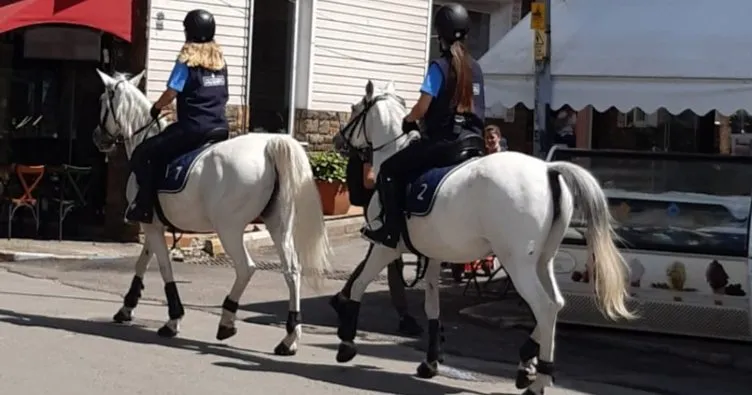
left=158, top=145, right=213, bottom=194
left=404, top=158, right=478, bottom=217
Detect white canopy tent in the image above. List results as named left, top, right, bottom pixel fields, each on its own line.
left=479, top=0, right=752, bottom=116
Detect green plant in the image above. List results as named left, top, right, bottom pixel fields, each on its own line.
left=309, top=151, right=347, bottom=183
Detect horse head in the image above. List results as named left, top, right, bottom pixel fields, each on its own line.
left=93, top=69, right=156, bottom=155
left=339, top=80, right=411, bottom=160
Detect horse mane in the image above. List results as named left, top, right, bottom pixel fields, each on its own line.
left=108, top=72, right=168, bottom=140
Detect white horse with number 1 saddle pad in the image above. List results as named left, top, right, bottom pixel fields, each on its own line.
left=331, top=80, right=636, bottom=395
left=93, top=70, right=333, bottom=355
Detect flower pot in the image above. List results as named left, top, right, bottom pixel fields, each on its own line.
left=316, top=180, right=350, bottom=215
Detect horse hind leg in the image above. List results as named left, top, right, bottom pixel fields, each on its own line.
left=517, top=218, right=569, bottom=390
left=214, top=224, right=257, bottom=341
left=264, top=209, right=302, bottom=356
left=113, top=238, right=154, bottom=323
left=503, top=248, right=562, bottom=395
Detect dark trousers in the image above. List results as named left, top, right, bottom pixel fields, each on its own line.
left=130, top=124, right=228, bottom=207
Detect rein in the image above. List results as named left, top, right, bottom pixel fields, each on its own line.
left=99, top=80, right=166, bottom=146
left=339, top=93, right=409, bottom=157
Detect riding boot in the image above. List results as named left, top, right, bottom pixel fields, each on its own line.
left=125, top=167, right=154, bottom=224
left=362, top=176, right=401, bottom=248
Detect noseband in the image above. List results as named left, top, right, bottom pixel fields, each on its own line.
left=99, top=80, right=163, bottom=146
left=339, top=93, right=408, bottom=157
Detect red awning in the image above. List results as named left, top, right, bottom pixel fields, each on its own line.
left=0, top=0, right=132, bottom=42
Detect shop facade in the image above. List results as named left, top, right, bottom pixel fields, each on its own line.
left=0, top=0, right=149, bottom=240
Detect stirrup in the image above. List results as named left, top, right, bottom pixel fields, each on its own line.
left=361, top=225, right=398, bottom=248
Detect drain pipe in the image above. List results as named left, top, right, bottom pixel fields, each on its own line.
left=243, top=0, right=255, bottom=133
left=286, top=0, right=301, bottom=136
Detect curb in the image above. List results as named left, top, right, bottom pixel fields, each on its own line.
left=458, top=300, right=752, bottom=372
left=0, top=250, right=128, bottom=262
left=0, top=216, right=366, bottom=263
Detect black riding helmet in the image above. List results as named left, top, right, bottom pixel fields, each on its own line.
left=183, top=9, right=216, bottom=43
left=433, top=3, right=470, bottom=44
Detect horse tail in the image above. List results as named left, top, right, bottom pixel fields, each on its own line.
left=546, top=161, right=635, bottom=321
left=265, top=136, right=333, bottom=290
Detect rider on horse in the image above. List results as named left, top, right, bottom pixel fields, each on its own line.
left=126, top=9, right=230, bottom=223
left=362, top=3, right=486, bottom=248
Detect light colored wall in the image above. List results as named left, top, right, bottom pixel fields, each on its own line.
left=145, top=0, right=251, bottom=105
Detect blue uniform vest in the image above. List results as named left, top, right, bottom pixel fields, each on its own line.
left=423, top=56, right=485, bottom=140
left=176, top=65, right=230, bottom=135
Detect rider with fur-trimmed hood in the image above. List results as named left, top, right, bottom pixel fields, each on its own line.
left=127, top=9, right=230, bottom=224
left=362, top=3, right=486, bottom=248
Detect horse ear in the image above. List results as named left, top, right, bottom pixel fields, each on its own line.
left=384, top=80, right=396, bottom=94
left=128, top=70, right=145, bottom=87
left=96, top=69, right=114, bottom=87
left=365, top=80, right=374, bottom=97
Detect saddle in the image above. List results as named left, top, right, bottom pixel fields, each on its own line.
left=152, top=127, right=228, bottom=232
left=398, top=130, right=485, bottom=257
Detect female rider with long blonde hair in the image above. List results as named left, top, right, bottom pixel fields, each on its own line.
left=126, top=9, right=230, bottom=223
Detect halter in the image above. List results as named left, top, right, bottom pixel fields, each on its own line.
left=339, top=93, right=409, bottom=158
left=98, top=80, right=164, bottom=147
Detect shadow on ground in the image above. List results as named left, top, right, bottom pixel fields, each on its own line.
left=0, top=306, right=519, bottom=395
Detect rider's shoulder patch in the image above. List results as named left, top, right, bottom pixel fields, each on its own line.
left=202, top=74, right=226, bottom=87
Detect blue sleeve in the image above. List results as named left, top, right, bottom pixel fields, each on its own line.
left=419, top=63, right=443, bottom=97
left=167, top=61, right=190, bottom=92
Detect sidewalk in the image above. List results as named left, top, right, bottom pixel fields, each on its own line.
left=0, top=206, right=365, bottom=262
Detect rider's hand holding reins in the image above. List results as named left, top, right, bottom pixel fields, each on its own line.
left=402, top=117, right=419, bottom=133
left=149, top=104, right=161, bottom=120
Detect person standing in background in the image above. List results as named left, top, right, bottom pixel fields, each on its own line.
left=484, top=124, right=507, bottom=154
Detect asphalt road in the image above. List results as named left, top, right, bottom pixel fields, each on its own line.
left=0, top=236, right=750, bottom=394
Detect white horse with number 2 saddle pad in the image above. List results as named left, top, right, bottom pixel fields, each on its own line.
left=331, top=80, right=636, bottom=395
left=93, top=70, right=333, bottom=356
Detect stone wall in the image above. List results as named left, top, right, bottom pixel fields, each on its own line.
left=161, top=104, right=249, bottom=137
left=294, top=109, right=350, bottom=151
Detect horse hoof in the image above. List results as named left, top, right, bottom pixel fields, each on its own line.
left=336, top=342, right=358, bottom=363
left=157, top=325, right=178, bottom=338
left=416, top=360, right=439, bottom=379
left=515, top=370, right=536, bottom=389
left=521, top=389, right=543, bottom=395
left=216, top=325, right=237, bottom=341
left=113, top=310, right=132, bottom=323
left=274, top=341, right=297, bottom=356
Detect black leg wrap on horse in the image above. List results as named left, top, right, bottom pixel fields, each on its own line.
left=537, top=360, right=555, bottom=378
left=123, top=275, right=145, bottom=308
left=286, top=311, right=301, bottom=334
left=164, top=282, right=185, bottom=320
left=336, top=300, right=361, bottom=342
left=519, top=337, right=540, bottom=362
left=427, top=319, right=443, bottom=362
left=222, top=296, right=239, bottom=313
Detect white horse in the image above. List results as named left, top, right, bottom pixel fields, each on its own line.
left=331, top=81, right=635, bottom=395
left=93, top=70, right=333, bottom=355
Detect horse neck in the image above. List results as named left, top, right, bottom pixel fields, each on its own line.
left=119, top=88, right=166, bottom=159
left=124, top=119, right=167, bottom=159
left=369, top=98, right=408, bottom=174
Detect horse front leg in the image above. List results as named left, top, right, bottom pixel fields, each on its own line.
left=113, top=239, right=154, bottom=323
left=333, top=244, right=399, bottom=363
left=417, top=260, right=443, bottom=379
left=143, top=224, right=184, bottom=337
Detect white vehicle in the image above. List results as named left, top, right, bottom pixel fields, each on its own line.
left=548, top=147, right=752, bottom=341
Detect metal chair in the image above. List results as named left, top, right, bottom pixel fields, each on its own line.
left=462, top=255, right=514, bottom=298
left=52, top=165, right=92, bottom=240
left=7, top=164, right=45, bottom=239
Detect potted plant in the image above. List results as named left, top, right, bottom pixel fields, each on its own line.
left=309, top=151, right=350, bottom=215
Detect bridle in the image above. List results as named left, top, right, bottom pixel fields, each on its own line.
left=339, top=93, right=409, bottom=158
left=98, top=80, right=164, bottom=147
